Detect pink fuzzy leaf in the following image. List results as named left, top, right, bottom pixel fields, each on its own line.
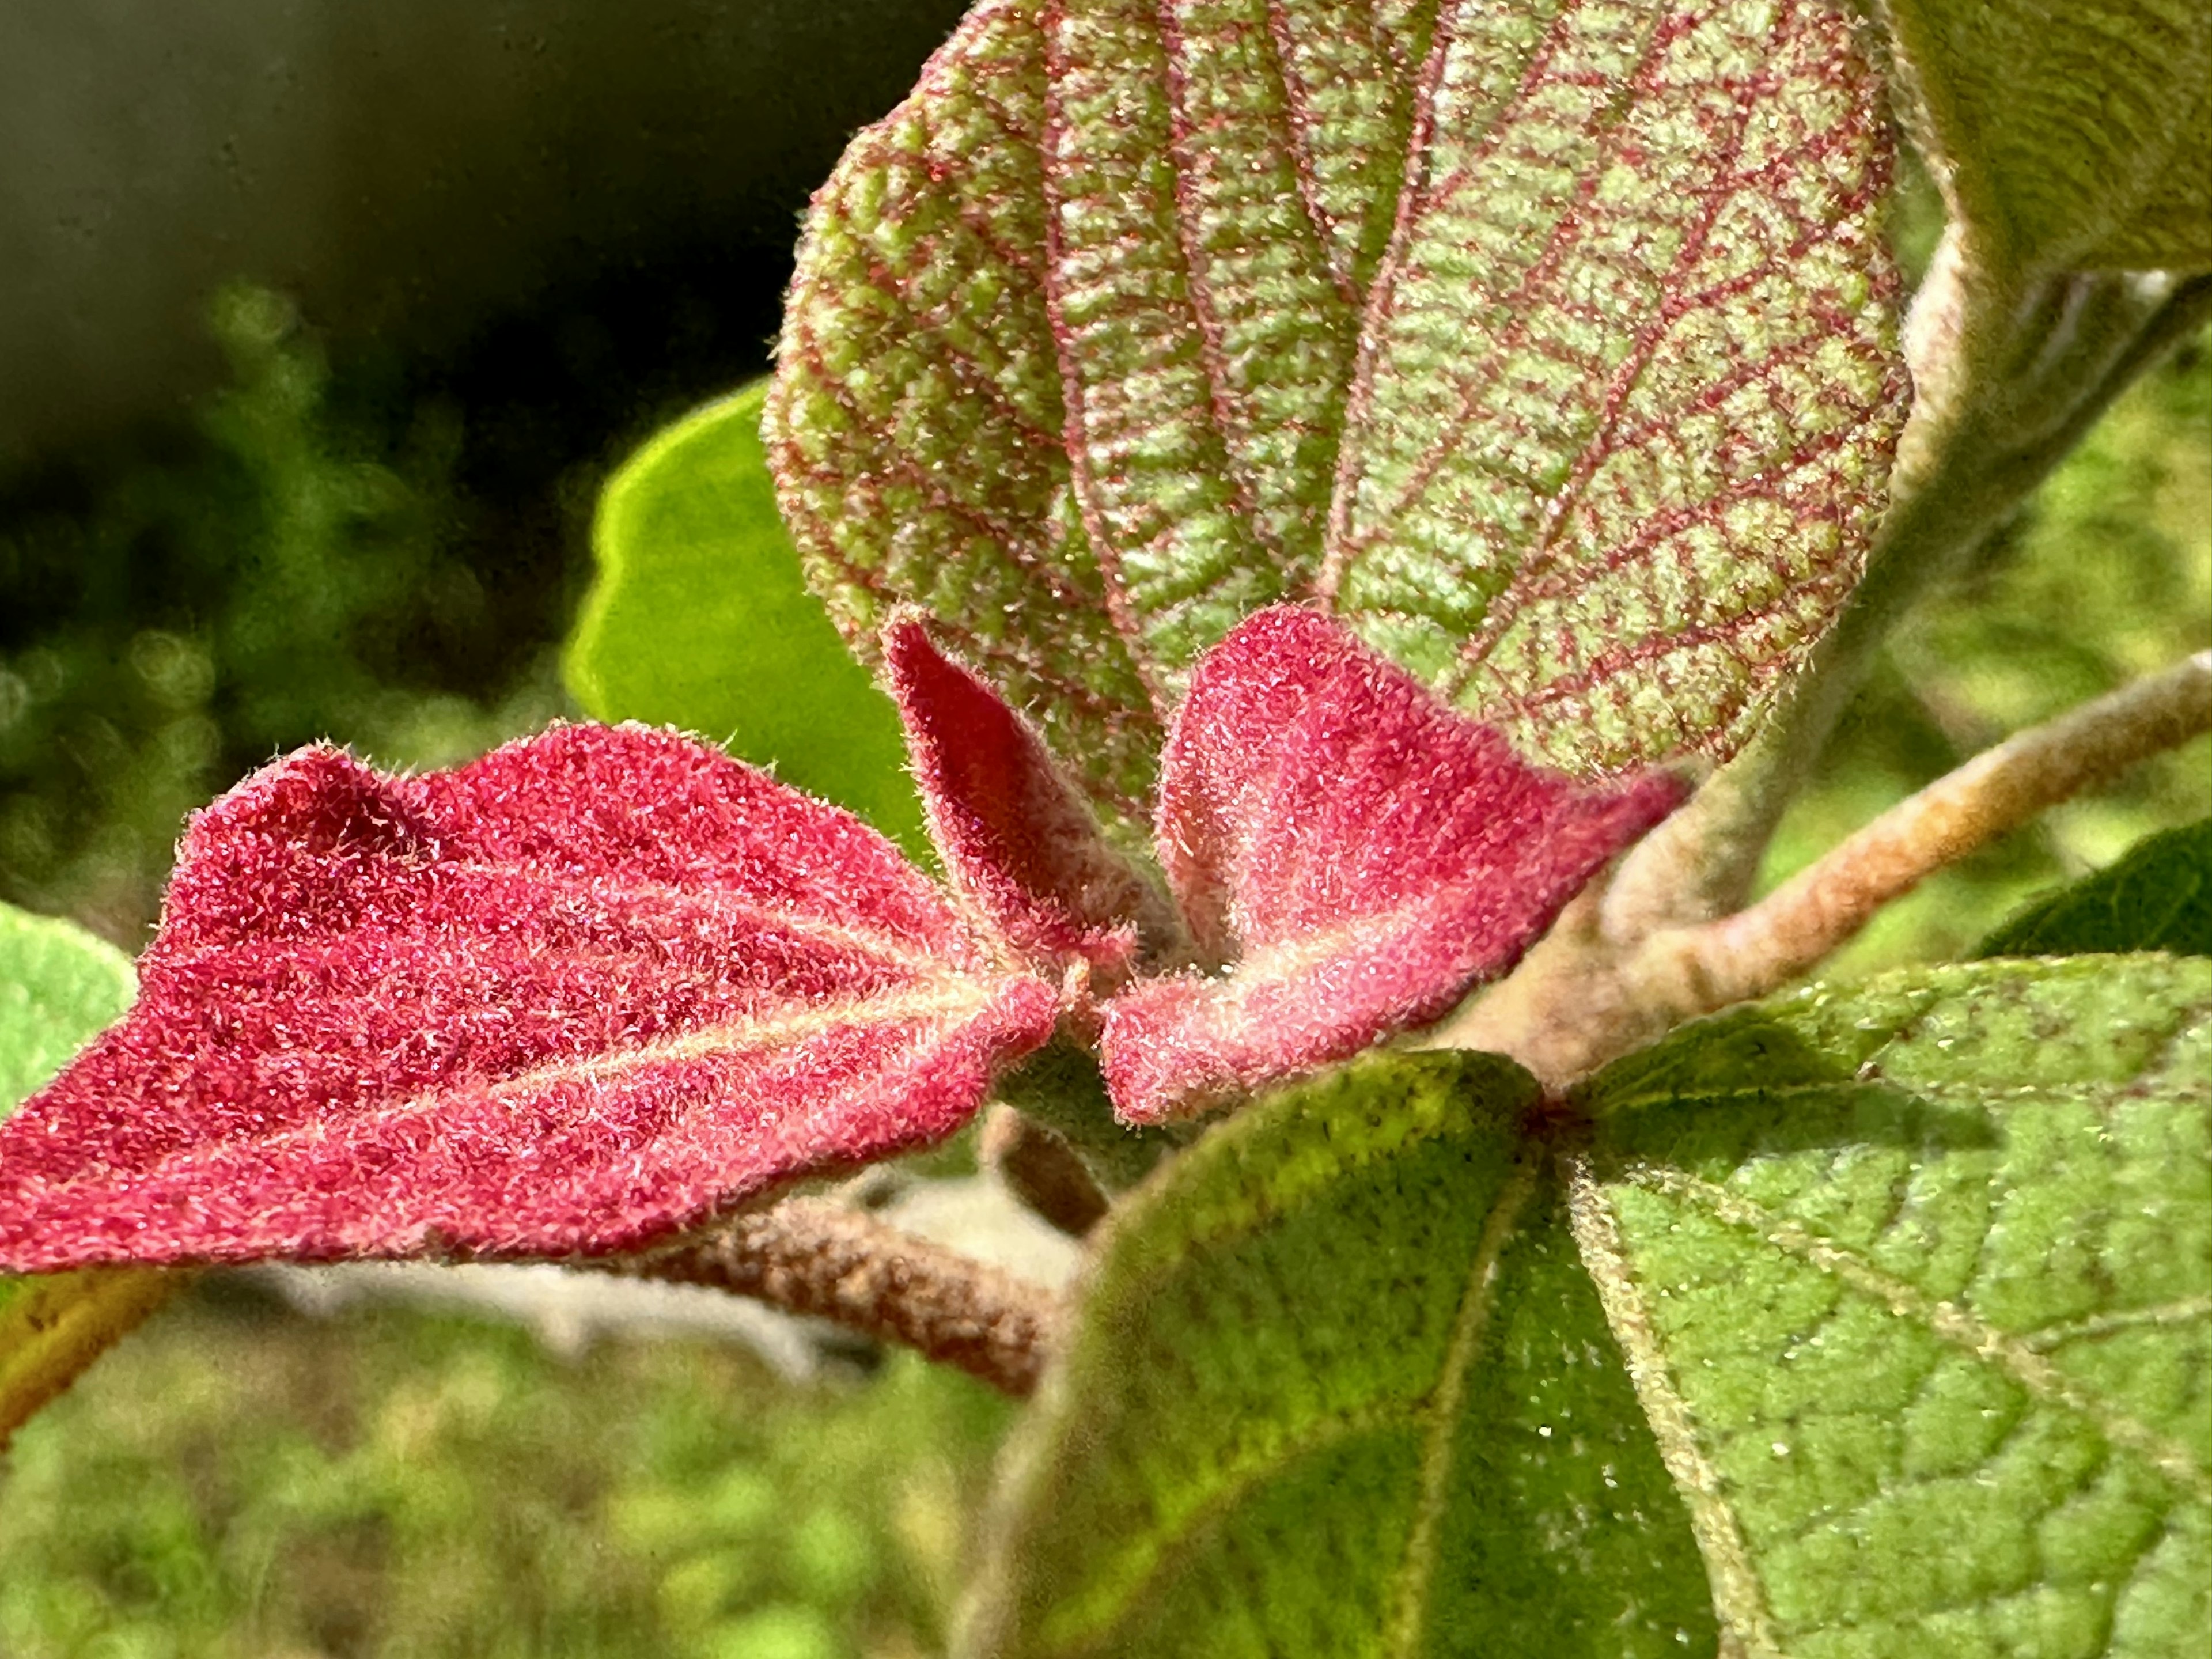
left=0, top=726, right=1059, bottom=1270
left=885, top=616, right=1185, bottom=982
left=1103, top=608, right=1681, bottom=1122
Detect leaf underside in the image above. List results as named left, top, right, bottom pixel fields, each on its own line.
left=768, top=0, right=1906, bottom=829
left=1881, top=0, right=2212, bottom=274
left=0, top=728, right=1058, bottom=1270
left=0, top=901, right=168, bottom=1449
left=1979, top=817, right=2212, bottom=960
left=563, top=383, right=928, bottom=852
left=977, top=956, right=2212, bottom=1656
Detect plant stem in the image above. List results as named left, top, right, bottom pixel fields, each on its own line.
left=1638, top=650, right=2212, bottom=1016
left=608, top=1198, right=1059, bottom=1397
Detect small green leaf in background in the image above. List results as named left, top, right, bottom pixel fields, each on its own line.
left=1881, top=0, right=2212, bottom=273
left=1581, top=956, right=2212, bottom=1654
left=964, top=1050, right=1717, bottom=1658
left=770, top=0, right=1907, bottom=829
left=565, top=382, right=926, bottom=854
left=1, top=900, right=168, bottom=1449
left=1980, top=817, right=2212, bottom=959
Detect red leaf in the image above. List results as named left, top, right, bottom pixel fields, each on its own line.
left=885, top=615, right=1184, bottom=983
left=1103, top=609, right=1683, bottom=1121
left=0, top=726, right=1058, bottom=1268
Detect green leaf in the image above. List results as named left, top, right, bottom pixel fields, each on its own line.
left=1980, top=817, right=2212, bottom=960
left=1, top=900, right=168, bottom=1449
left=564, top=382, right=927, bottom=853
left=1578, top=956, right=2212, bottom=1653
left=964, top=1050, right=1719, bottom=1657
left=769, top=0, right=1907, bottom=829
left=1, top=902, right=134, bottom=1119
left=1881, top=0, right=2212, bottom=274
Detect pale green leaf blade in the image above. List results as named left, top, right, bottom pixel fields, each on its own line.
left=563, top=384, right=927, bottom=853
left=774, top=0, right=1906, bottom=808
left=1, top=900, right=168, bottom=1449
left=1581, top=957, right=2212, bottom=1654
left=766, top=0, right=1165, bottom=839
left=964, top=1051, right=1718, bottom=1658
left=1980, top=817, right=2212, bottom=960
left=1881, top=0, right=2212, bottom=274
left=1328, top=0, right=1908, bottom=772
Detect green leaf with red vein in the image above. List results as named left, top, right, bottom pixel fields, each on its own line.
left=1099, top=608, right=1682, bottom=1122
left=768, top=0, right=1904, bottom=827
left=0, top=726, right=1060, bottom=1271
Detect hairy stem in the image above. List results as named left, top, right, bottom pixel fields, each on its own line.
left=609, top=1198, right=1059, bottom=1397
left=1639, top=650, right=2212, bottom=1016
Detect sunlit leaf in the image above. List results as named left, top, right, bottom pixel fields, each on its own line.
left=768, top=0, right=1906, bottom=823
left=965, top=1049, right=1718, bottom=1658
left=1980, top=817, right=2212, bottom=959
left=1578, top=956, right=2212, bottom=1653
left=564, top=384, right=927, bottom=851
left=1882, top=0, right=2212, bottom=273
left=0, top=728, right=1059, bottom=1270
left=0, top=902, right=166, bottom=1449
left=1099, top=608, right=1681, bottom=1122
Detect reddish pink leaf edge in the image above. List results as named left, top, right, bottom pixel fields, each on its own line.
left=1101, top=608, right=1685, bottom=1122
left=0, top=610, right=1683, bottom=1272
left=0, top=725, right=1059, bottom=1270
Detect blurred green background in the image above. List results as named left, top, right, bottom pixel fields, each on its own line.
left=0, top=19, right=2207, bottom=1657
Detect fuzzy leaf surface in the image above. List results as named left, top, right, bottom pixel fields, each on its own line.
left=1100, top=608, right=1680, bottom=1122
left=0, top=902, right=168, bottom=1448
left=1980, top=817, right=2212, bottom=960
left=885, top=616, right=1183, bottom=979
left=1883, top=0, right=2212, bottom=273
left=564, top=384, right=926, bottom=851
left=1577, top=956, right=2212, bottom=1654
left=964, top=1050, right=1718, bottom=1658
left=0, top=727, right=1059, bottom=1270
left=769, top=0, right=1906, bottom=820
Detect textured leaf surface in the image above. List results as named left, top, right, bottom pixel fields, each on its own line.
left=885, top=616, right=1184, bottom=980
left=0, top=726, right=1059, bottom=1270
left=0, top=902, right=166, bottom=1449
left=964, top=1050, right=1719, bottom=1658
left=1980, top=817, right=2212, bottom=960
left=563, top=384, right=926, bottom=851
left=769, top=0, right=1906, bottom=812
left=1100, top=608, right=1682, bottom=1121
left=1883, top=0, right=2212, bottom=273
left=1577, top=956, right=2212, bottom=1654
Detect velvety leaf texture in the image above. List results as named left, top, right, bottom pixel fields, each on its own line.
left=0, top=726, right=1060, bottom=1269
left=563, top=384, right=927, bottom=851
left=1102, top=607, right=1683, bottom=1122
left=1578, top=957, right=2212, bottom=1655
left=0, top=902, right=167, bottom=1449
left=1882, top=0, right=2212, bottom=274
left=964, top=1050, right=1721, bottom=1658
left=1979, top=817, right=2212, bottom=960
left=768, top=0, right=1906, bottom=819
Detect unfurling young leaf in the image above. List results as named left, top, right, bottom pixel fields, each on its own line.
left=1100, top=608, right=1682, bottom=1122
left=768, top=0, right=1906, bottom=822
left=0, top=726, right=1061, bottom=1270
left=563, top=382, right=927, bottom=851
left=0, top=611, right=1677, bottom=1275
left=0, top=903, right=168, bottom=1448
left=1880, top=0, right=2212, bottom=274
